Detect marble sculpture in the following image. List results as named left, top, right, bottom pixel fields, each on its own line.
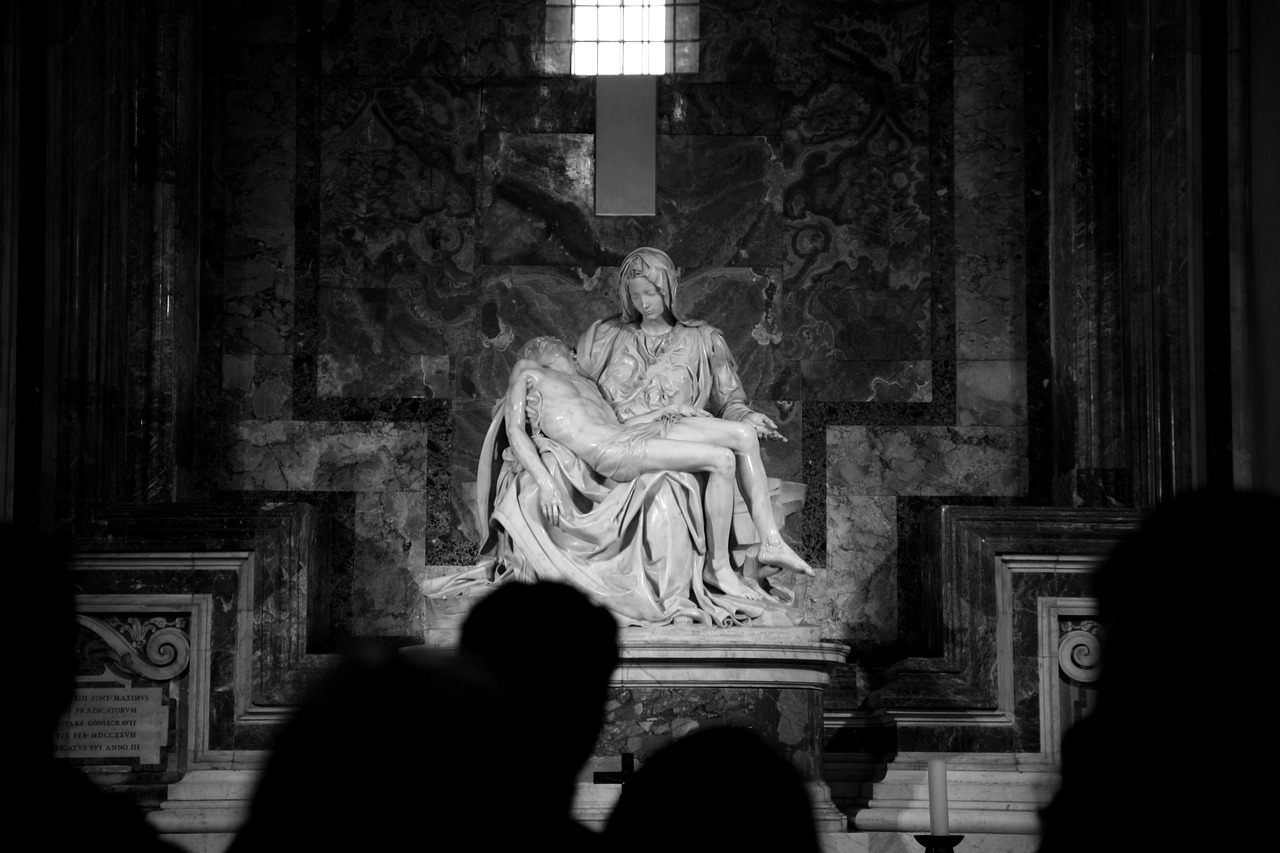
left=425, top=247, right=812, bottom=627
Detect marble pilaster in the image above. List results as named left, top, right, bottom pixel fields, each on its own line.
left=1046, top=0, right=1128, bottom=506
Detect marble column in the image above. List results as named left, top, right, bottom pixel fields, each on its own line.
left=124, top=0, right=204, bottom=504
left=40, top=0, right=137, bottom=528
left=1048, top=0, right=1224, bottom=507
left=1046, top=0, right=1128, bottom=507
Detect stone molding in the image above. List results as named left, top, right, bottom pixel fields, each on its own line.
left=423, top=625, right=852, bottom=689
left=871, top=507, right=1141, bottom=718
left=72, top=555, right=252, bottom=766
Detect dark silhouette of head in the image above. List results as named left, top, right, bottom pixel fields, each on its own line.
left=1038, top=488, right=1280, bottom=853
left=228, top=647, right=527, bottom=852
left=605, top=725, right=820, bottom=853
left=10, top=524, right=180, bottom=851
left=459, top=581, right=620, bottom=812
left=8, top=525, right=77, bottom=762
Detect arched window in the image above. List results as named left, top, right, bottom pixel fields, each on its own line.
left=545, top=0, right=699, bottom=76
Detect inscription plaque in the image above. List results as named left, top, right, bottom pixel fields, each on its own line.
left=53, top=685, right=168, bottom=764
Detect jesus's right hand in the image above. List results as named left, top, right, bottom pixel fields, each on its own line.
left=539, top=481, right=564, bottom=526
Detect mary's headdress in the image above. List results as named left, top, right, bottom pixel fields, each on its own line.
left=617, top=247, right=691, bottom=324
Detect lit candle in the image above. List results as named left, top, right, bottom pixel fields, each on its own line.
left=927, top=758, right=950, bottom=836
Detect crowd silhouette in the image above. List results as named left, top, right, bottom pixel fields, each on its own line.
left=11, top=524, right=180, bottom=851
left=48, top=487, right=1275, bottom=850
left=21, top=487, right=1279, bottom=850
left=229, top=579, right=820, bottom=851
left=19, top=522, right=821, bottom=852
left=604, top=724, right=821, bottom=853
left=1038, top=488, right=1279, bottom=853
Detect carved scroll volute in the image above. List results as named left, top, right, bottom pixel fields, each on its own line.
left=1058, top=623, right=1102, bottom=683
left=76, top=615, right=191, bottom=681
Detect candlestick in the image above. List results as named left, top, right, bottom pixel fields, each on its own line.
left=927, top=758, right=950, bottom=835
left=914, top=834, right=964, bottom=852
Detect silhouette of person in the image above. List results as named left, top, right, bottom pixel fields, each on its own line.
left=9, top=524, right=180, bottom=851
left=459, top=580, right=620, bottom=851
left=604, top=725, right=821, bottom=853
left=228, top=644, right=531, bottom=851
left=1037, top=488, right=1280, bottom=853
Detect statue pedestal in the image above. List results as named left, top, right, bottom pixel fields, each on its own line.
left=422, top=625, right=849, bottom=833
left=580, top=626, right=850, bottom=832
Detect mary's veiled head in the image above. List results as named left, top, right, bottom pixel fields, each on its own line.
left=618, top=246, right=687, bottom=323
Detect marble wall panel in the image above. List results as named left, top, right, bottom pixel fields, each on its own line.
left=956, top=359, right=1026, bottom=426
left=828, top=425, right=1028, bottom=496
left=351, top=491, right=428, bottom=637
left=671, top=266, right=791, bottom=400
left=660, top=83, right=782, bottom=135
left=773, top=0, right=932, bottom=85
left=698, top=0, right=779, bottom=84
left=224, top=0, right=297, bottom=45
left=954, top=0, right=1024, bottom=57
left=481, top=133, right=784, bottom=268
left=1012, top=654, right=1042, bottom=752
left=783, top=140, right=891, bottom=292
left=222, top=354, right=295, bottom=420
left=801, top=360, right=932, bottom=402
left=779, top=79, right=882, bottom=151
left=481, top=133, right=599, bottom=265
left=954, top=55, right=1025, bottom=360
left=780, top=283, right=932, bottom=361
left=317, top=284, right=477, bottom=360
left=320, top=78, right=479, bottom=290
left=467, top=265, right=621, bottom=398
left=328, top=0, right=543, bottom=79
left=319, top=0, right=358, bottom=77
left=656, top=135, right=785, bottom=268
left=223, top=43, right=297, bottom=356
left=317, top=353, right=451, bottom=399
left=883, top=84, right=932, bottom=290
left=224, top=421, right=438, bottom=491
left=810, top=493, right=898, bottom=646
left=925, top=6, right=957, bottom=365
left=483, top=78, right=595, bottom=133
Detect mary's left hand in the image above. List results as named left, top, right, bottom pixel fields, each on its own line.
left=743, top=411, right=785, bottom=442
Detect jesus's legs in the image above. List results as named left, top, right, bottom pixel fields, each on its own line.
left=662, top=419, right=814, bottom=578
left=635, top=438, right=762, bottom=600
left=637, top=421, right=814, bottom=598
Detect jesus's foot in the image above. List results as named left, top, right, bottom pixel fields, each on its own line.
left=706, top=564, right=763, bottom=600
left=757, top=538, right=816, bottom=576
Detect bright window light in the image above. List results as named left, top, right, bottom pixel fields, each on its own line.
left=547, top=0, right=699, bottom=76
